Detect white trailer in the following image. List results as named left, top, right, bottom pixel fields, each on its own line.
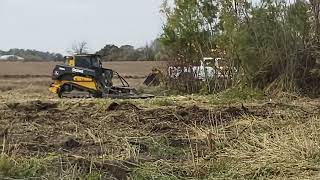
left=168, top=57, right=227, bottom=81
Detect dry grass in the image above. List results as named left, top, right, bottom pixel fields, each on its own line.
left=195, top=109, right=320, bottom=179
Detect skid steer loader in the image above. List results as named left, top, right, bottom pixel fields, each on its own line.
left=49, top=54, right=153, bottom=99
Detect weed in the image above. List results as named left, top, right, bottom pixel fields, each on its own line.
left=0, top=155, right=15, bottom=177
left=149, top=98, right=176, bottom=106
left=129, top=164, right=184, bottom=180
left=0, top=155, right=45, bottom=179
left=83, top=171, right=103, bottom=180
left=146, top=138, right=185, bottom=158
left=209, top=87, right=265, bottom=104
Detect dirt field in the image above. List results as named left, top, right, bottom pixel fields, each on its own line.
left=0, top=62, right=320, bottom=179
left=0, top=61, right=166, bottom=77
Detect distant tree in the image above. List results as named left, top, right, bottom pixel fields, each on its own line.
left=70, top=41, right=89, bottom=54
left=97, top=44, right=119, bottom=57
left=142, top=40, right=164, bottom=61
left=143, top=42, right=155, bottom=61
left=96, top=42, right=165, bottom=61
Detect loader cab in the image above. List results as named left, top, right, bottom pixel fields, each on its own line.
left=65, top=55, right=102, bottom=69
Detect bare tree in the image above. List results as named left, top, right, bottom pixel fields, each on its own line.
left=69, top=41, right=89, bottom=54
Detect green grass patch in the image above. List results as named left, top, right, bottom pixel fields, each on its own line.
left=146, top=138, right=186, bottom=158
left=0, top=154, right=106, bottom=180
left=129, top=164, right=185, bottom=180
left=209, top=87, right=265, bottom=104
left=0, top=155, right=46, bottom=179
left=137, top=85, right=182, bottom=97
left=148, top=98, right=176, bottom=107
left=83, top=171, right=103, bottom=180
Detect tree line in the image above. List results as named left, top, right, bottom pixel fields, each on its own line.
left=0, top=41, right=169, bottom=62
left=159, top=0, right=320, bottom=95
left=0, top=49, right=64, bottom=61
left=96, top=40, right=168, bottom=61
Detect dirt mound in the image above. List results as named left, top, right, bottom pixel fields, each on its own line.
left=5, top=100, right=58, bottom=112
left=0, top=86, right=15, bottom=92
left=212, top=106, right=250, bottom=122
left=150, top=122, right=177, bottom=133
left=169, top=105, right=250, bottom=124
left=65, top=156, right=131, bottom=180
left=60, top=137, right=82, bottom=150
left=107, top=102, right=141, bottom=111
left=107, top=104, right=264, bottom=137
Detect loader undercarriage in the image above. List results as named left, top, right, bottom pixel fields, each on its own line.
left=56, top=83, right=150, bottom=99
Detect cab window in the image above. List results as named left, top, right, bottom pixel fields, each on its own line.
left=75, top=57, right=91, bottom=68
left=91, top=57, right=101, bottom=68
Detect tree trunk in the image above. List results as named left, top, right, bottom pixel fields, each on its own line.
left=310, top=0, right=320, bottom=40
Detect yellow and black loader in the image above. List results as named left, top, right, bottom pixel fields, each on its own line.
left=49, top=54, right=153, bottom=99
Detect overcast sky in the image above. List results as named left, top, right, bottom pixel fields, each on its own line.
left=0, top=0, right=163, bottom=54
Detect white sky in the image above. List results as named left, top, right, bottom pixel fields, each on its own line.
left=0, top=0, right=164, bottom=54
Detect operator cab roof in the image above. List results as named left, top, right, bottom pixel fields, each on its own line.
left=74, top=54, right=101, bottom=57
left=64, top=54, right=101, bottom=59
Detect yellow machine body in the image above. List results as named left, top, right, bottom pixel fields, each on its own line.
left=49, top=76, right=98, bottom=94
left=49, top=55, right=101, bottom=96
left=66, top=56, right=76, bottom=66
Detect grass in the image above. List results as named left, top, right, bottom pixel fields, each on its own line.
left=209, top=87, right=266, bottom=105
left=0, top=154, right=110, bottom=180
left=130, top=165, right=183, bottom=180
left=198, top=112, right=320, bottom=179
left=0, top=155, right=47, bottom=179
left=137, top=85, right=182, bottom=97
left=149, top=98, right=176, bottom=107
left=145, top=137, right=186, bottom=158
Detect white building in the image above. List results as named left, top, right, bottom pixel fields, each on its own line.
left=0, top=55, right=24, bottom=60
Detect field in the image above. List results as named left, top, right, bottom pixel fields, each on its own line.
left=0, top=61, right=166, bottom=94
left=1, top=61, right=320, bottom=179
left=0, top=61, right=165, bottom=77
